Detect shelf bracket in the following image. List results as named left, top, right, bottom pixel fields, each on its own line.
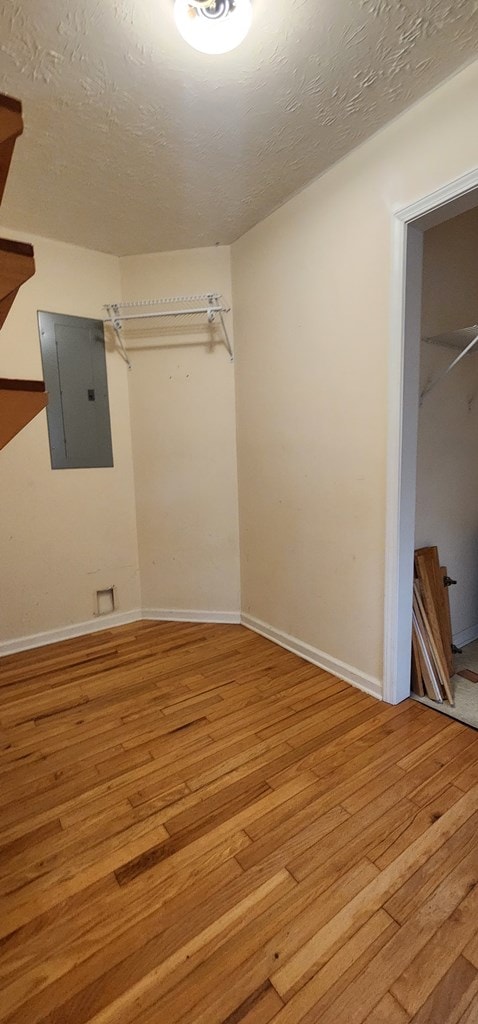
left=207, top=294, right=233, bottom=361
left=106, top=304, right=132, bottom=370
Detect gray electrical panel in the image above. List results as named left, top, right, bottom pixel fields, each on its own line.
left=38, top=311, right=113, bottom=470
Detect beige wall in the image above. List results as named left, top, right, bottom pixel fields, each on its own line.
left=3, top=60, right=478, bottom=676
left=416, top=208, right=478, bottom=642
left=119, top=246, right=240, bottom=614
left=0, top=232, right=141, bottom=643
left=232, top=60, right=478, bottom=690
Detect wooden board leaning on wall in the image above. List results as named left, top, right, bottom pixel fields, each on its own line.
left=412, top=546, right=454, bottom=706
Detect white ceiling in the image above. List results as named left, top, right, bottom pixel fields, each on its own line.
left=0, top=0, right=477, bottom=255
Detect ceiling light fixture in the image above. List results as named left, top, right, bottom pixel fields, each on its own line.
left=174, top=0, right=252, bottom=55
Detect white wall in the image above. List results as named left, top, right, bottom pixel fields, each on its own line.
left=416, top=208, right=478, bottom=645
left=119, top=246, right=240, bottom=616
left=232, top=60, right=478, bottom=694
left=0, top=232, right=141, bottom=645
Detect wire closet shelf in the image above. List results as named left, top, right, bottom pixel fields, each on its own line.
left=103, top=294, right=233, bottom=369
left=421, top=323, right=478, bottom=401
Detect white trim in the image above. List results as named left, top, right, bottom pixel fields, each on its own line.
left=0, top=609, right=142, bottom=657
left=241, top=613, right=382, bottom=700
left=391, top=170, right=478, bottom=228
left=143, top=609, right=241, bottom=624
left=384, top=213, right=408, bottom=704
left=383, top=221, right=423, bottom=704
left=384, top=167, right=478, bottom=705
left=452, top=623, right=478, bottom=649
left=0, top=607, right=242, bottom=657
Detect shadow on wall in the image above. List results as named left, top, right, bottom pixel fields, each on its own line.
left=105, top=320, right=228, bottom=357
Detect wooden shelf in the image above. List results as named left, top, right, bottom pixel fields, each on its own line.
left=0, top=93, right=23, bottom=206
left=0, top=237, right=35, bottom=330
left=0, top=378, right=48, bottom=450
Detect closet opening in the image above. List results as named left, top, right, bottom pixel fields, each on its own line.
left=384, top=173, right=478, bottom=728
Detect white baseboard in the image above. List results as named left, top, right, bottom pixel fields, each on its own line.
left=452, top=623, right=478, bottom=649
left=143, top=609, right=241, bottom=624
left=0, top=609, right=142, bottom=658
left=241, top=613, right=383, bottom=700
left=0, top=608, right=242, bottom=657
left=0, top=607, right=379, bottom=701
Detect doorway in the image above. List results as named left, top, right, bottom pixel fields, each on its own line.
left=384, top=170, right=478, bottom=713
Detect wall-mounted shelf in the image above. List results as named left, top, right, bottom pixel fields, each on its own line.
left=0, top=378, right=48, bottom=450
left=103, top=294, right=233, bottom=369
left=0, top=93, right=23, bottom=206
left=421, top=324, right=478, bottom=401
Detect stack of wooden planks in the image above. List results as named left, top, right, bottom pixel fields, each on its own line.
left=411, top=545, right=454, bottom=705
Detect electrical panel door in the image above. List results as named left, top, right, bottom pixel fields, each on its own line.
left=38, top=311, right=113, bottom=469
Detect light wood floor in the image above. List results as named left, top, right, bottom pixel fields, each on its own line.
left=1, top=622, right=478, bottom=1023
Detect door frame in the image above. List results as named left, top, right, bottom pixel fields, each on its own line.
left=383, top=168, right=478, bottom=704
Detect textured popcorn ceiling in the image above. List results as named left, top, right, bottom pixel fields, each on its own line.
left=0, top=0, right=477, bottom=254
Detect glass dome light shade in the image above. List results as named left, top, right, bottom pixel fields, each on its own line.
left=174, top=0, right=253, bottom=55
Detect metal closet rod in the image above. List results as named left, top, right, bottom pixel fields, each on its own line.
left=421, top=326, right=478, bottom=402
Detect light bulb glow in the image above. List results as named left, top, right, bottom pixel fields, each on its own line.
left=174, top=0, right=252, bottom=54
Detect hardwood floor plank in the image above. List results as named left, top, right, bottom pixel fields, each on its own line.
left=409, top=738, right=478, bottom=808
left=0, top=815, right=170, bottom=939
left=0, top=818, right=62, bottom=868
left=398, top=722, right=473, bottom=773
left=457, top=990, right=478, bottom=1023
left=1, top=622, right=477, bottom=1024
left=366, top=992, right=411, bottom=1023
left=268, top=709, right=448, bottom=800
left=41, top=872, right=295, bottom=1024
left=463, top=925, right=478, bottom=969
left=385, top=809, right=478, bottom=924
left=267, top=910, right=397, bottom=1022
left=286, top=799, right=416, bottom=903
left=287, top=753, right=448, bottom=884
left=125, top=859, right=380, bottom=1024
left=0, top=860, right=241, bottom=1009
left=454, top=757, right=478, bottom=793
left=409, top=956, right=478, bottom=1024
left=391, top=879, right=478, bottom=1014
left=368, top=785, right=464, bottom=870
left=221, top=981, right=283, bottom=1024
left=237, top=805, right=350, bottom=875
left=294, top=846, right=478, bottom=1024
left=271, top=790, right=478, bottom=1002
